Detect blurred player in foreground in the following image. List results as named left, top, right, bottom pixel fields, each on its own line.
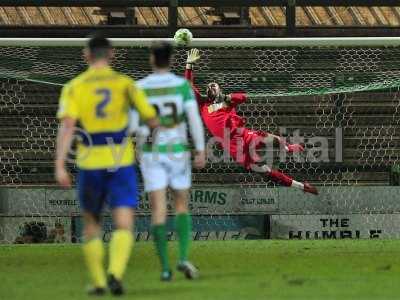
left=133, top=41, right=206, bottom=281
left=185, top=49, right=318, bottom=195
left=55, top=34, right=158, bottom=295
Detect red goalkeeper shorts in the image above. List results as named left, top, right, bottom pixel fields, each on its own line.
left=228, top=128, right=267, bottom=170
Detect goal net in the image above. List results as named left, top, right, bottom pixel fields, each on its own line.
left=1, top=38, right=400, bottom=243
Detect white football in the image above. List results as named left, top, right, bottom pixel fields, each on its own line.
left=174, top=28, right=193, bottom=46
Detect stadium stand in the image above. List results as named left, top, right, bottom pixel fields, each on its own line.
left=1, top=6, right=400, bottom=26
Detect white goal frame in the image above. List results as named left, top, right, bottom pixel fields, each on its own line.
left=0, top=37, right=400, bottom=47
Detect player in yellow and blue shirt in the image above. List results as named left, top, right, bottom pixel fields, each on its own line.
left=55, top=34, right=158, bottom=296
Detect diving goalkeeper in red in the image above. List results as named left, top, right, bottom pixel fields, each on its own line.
left=184, top=49, right=318, bottom=195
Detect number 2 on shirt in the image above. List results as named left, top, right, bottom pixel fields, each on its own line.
left=95, top=89, right=111, bottom=118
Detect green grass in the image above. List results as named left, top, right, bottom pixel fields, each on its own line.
left=1, top=240, right=400, bottom=300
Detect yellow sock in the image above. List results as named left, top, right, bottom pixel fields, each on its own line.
left=82, top=238, right=106, bottom=288
left=108, top=229, right=134, bottom=280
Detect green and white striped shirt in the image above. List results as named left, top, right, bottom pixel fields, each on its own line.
left=134, top=72, right=205, bottom=153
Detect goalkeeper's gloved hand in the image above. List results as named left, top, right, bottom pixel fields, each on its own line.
left=186, top=48, right=200, bottom=68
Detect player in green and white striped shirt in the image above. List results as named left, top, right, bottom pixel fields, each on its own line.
left=132, top=41, right=205, bottom=281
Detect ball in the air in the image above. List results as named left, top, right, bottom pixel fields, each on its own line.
left=174, top=28, right=193, bottom=46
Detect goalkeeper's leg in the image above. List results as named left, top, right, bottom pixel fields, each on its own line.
left=260, top=164, right=318, bottom=195
left=239, top=129, right=318, bottom=195
left=231, top=128, right=305, bottom=165
left=173, top=189, right=199, bottom=280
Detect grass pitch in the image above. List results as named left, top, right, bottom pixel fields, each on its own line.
left=1, top=240, right=399, bottom=300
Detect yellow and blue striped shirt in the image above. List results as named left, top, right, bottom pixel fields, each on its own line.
left=57, top=66, right=156, bottom=169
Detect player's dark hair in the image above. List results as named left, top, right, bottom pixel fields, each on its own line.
left=150, top=41, right=174, bottom=68
left=86, top=33, right=112, bottom=60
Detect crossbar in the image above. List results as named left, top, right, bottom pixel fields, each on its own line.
left=1, top=37, right=400, bottom=47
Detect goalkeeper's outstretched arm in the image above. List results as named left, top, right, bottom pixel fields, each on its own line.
left=184, top=49, right=202, bottom=100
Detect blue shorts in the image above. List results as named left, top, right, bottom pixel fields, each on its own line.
left=77, top=165, right=139, bottom=214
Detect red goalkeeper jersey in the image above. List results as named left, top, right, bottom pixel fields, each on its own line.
left=184, top=69, right=247, bottom=139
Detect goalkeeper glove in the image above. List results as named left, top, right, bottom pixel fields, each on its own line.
left=186, top=48, right=200, bottom=69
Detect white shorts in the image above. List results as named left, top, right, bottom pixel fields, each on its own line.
left=139, top=152, right=191, bottom=192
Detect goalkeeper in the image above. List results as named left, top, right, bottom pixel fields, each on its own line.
left=185, top=49, right=318, bottom=195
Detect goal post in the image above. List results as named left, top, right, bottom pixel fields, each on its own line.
left=1, top=37, right=400, bottom=243
left=1, top=37, right=400, bottom=47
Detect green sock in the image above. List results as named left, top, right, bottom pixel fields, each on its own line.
left=175, top=213, right=192, bottom=263
left=152, top=224, right=170, bottom=272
